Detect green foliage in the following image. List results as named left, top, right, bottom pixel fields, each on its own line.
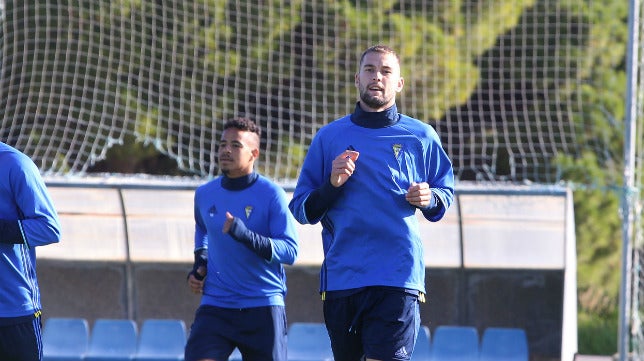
left=88, top=132, right=188, bottom=175
left=549, top=0, right=630, bottom=325
left=578, top=309, right=618, bottom=355
left=462, top=0, right=538, bottom=57
left=258, top=137, right=308, bottom=180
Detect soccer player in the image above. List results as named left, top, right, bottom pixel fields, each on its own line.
left=184, top=117, right=299, bottom=361
left=0, top=141, right=62, bottom=361
left=289, top=45, right=455, bottom=361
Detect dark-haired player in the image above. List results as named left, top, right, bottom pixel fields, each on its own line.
left=185, top=117, right=299, bottom=361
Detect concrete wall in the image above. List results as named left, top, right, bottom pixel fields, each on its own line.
left=36, top=179, right=576, bottom=361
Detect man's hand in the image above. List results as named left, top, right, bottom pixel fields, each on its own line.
left=187, top=248, right=207, bottom=294
left=405, top=182, right=432, bottom=208
left=222, top=212, right=234, bottom=233
left=187, top=266, right=206, bottom=294
left=330, top=150, right=359, bottom=187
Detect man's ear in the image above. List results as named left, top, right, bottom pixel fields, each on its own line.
left=396, top=76, right=404, bottom=93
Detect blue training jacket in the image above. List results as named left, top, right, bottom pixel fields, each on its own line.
left=0, top=142, right=61, bottom=319
left=289, top=104, right=455, bottom=294
left=194, top=173, right=299, bottom=308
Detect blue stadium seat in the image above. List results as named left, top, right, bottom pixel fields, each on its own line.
left=42, top=317, right=89, bottom=361
left=287, top=322, right=334, bottom=361
left=411, top=325, right=431, bottom=361
left=135, top=319, right=187, bottom=361
left=85, top=319, right=138, bottom=361
left=479, top=327, right=529, bottom=361
left=428, top=325, right=479, bottom=361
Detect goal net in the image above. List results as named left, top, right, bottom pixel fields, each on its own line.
left=0, top=0, right=621, bottom=184
left=0, top=0, right=642, bottom=359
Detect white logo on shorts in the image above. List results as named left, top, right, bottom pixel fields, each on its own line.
left=394, top=345, right=408, bottom=358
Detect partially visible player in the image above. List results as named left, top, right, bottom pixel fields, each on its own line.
left=0, top=141, right=62, bottom=361
left=184, top=117, right=299, bottom=361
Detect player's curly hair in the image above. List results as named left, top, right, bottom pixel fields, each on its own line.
left=224, top=117, right=262, bottom=138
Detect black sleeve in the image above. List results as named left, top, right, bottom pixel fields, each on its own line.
left=229, top=217, right=273, bottom=261
left=303, top=180, right=344, bottom=221
left=187, top=248, right=208, bottom=280
left=419, top=192, right=442, bottom=218
left=0, top=219, right=24, bottom=244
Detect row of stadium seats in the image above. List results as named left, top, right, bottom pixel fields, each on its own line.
left=275, top=323, right=529, bottom=361
left=414, top=325, right=529, bottom=361
left=42, top=318, right=186, bottom=361
left=42, top=318, right=528, bottom=361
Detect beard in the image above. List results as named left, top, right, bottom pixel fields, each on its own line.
left=359, top=88, right=391, bottom=110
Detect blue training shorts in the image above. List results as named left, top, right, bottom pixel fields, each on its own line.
left=0, top=315, right=42, bottom=361
left=184, top=305, right=287, bottom=361
left=323, top=286, right=421, bottom=361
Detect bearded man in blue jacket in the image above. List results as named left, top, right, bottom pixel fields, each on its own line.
left=289, top=45, right=455, bottom=361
